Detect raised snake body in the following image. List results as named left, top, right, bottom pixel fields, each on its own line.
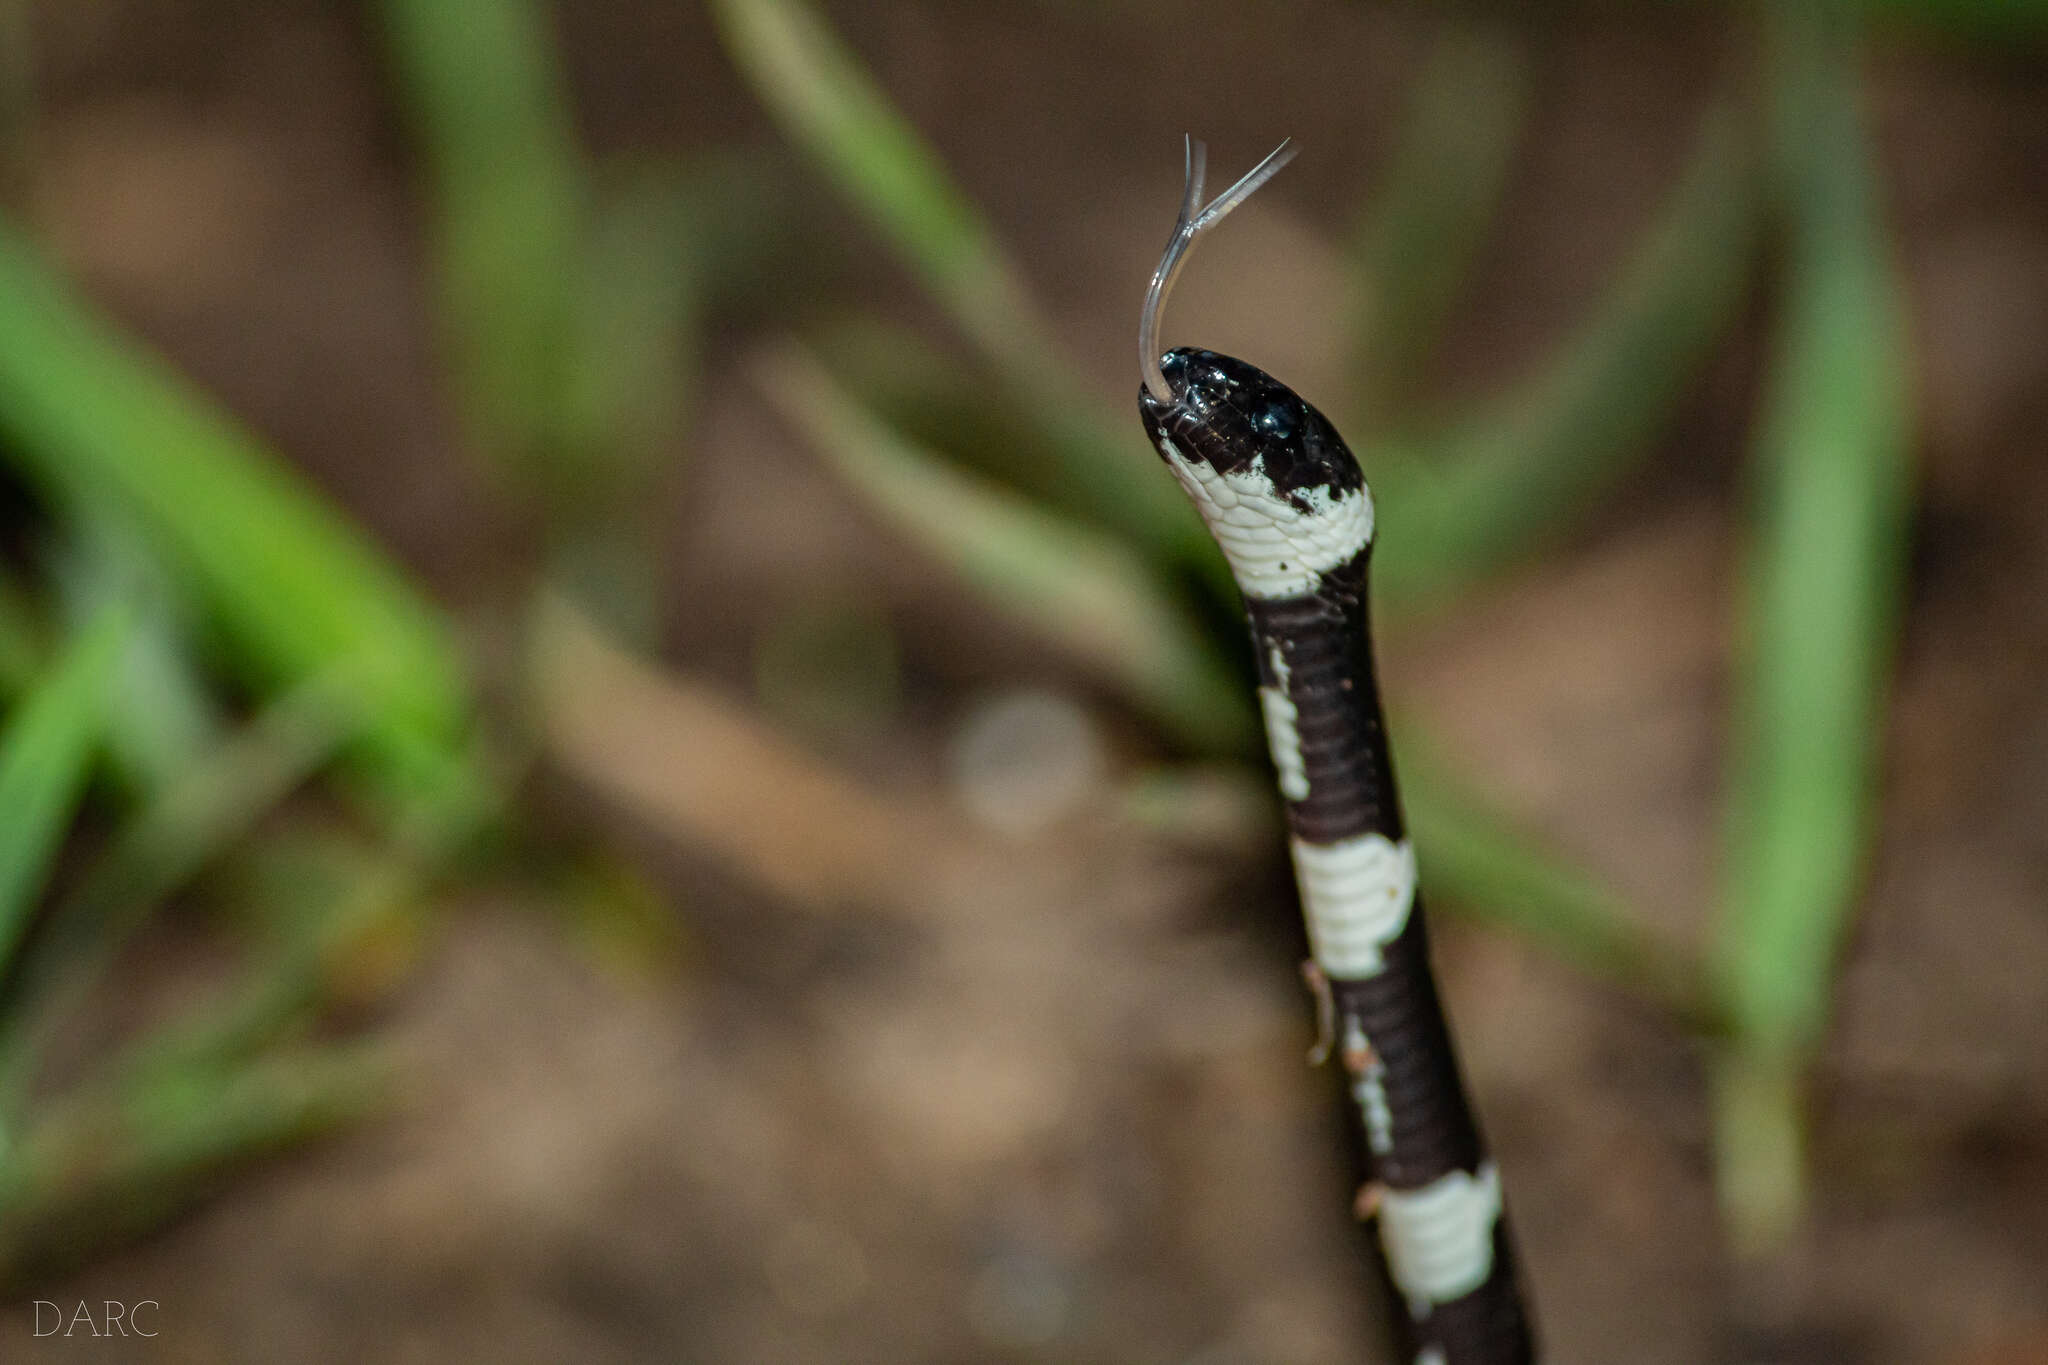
left=1135, top=143, right=1537, bottom=1365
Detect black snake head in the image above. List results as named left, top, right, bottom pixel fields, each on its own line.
left=1137, top=348, right=1364, bottom=513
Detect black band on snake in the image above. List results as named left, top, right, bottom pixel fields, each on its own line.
left=1136, top=139, right=1537, bottom=1365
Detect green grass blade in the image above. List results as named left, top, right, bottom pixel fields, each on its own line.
left=0, top=217, right=479, bottom=825
left=121, top=848, right=423, bottom=1082
left=0, top=1043, right=387, bottom=1289
left=0, top=673, right=367, bottom=1110
left=567, top=161, right=703, bottom=480
left=374, top=0, right=585, bottom=483
left=547, top=156, right=717, bottom=645
left=0, top=607, right=128, bottom=975
left=0, top=570, right=44, bottom=699
left=707, top=0, right=1056, bottom=375
left=1401, top=745, right=1710, bottom=1025
left=756, top=342, right=1254, bottom=755
left=803, top=315, right=1129, bottom=515
left=1347, top=19, right=1530, bottom=430
left=52, top=507, right=223, bottom=795
left=1710, top=9, right=1915, bottom=1254
left=1376, top=102, right=1760, bottom=610
left=707, top=0, right=1204, bottom=568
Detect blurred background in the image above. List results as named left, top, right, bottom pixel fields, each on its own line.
left=0, top=0, right=2042, bottom=1361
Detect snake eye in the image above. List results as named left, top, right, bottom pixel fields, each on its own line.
left=1255, top=401, right=1296, bottom=440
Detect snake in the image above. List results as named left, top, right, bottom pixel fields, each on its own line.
left=1135, top=139, right=1537, bottom=1365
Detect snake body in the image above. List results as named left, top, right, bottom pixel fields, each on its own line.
left=1135, top=144, right=1536, bottom=1365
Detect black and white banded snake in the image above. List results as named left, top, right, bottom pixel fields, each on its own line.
left=1135, top=140, right=1537, bottom=1365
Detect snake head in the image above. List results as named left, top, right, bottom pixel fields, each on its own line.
left=1138, top=348, right=1364, bottom=512
left=1138, top=347, right=1374, bottom=601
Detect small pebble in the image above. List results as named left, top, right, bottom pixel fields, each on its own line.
left=763, top=1218, right=870, bottom=1318
left=965, top=1248, right=1074, bottom=1349
left=948, top=688, right=1107, bottom=839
